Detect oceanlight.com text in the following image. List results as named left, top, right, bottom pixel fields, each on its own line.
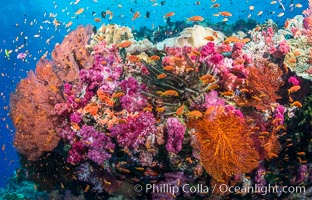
left=133, top=183, right=306, bottom=196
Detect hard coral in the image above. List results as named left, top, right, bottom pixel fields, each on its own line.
left=188, top=110, right=259, bottom=182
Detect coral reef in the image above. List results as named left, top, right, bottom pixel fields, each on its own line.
left=9, top=14, right=312, bottom=199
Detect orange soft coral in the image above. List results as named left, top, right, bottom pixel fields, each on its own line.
left=84, top=102, right=99, bottom=116
left=97, top=89, right=115, bottom=107
left=188, top=110, right=259, bottom=182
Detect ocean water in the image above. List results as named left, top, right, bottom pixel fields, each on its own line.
left=0, top=0, right=311, bottom=199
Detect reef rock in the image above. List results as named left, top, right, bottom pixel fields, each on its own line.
left=156, top=25, right=225, bottom=49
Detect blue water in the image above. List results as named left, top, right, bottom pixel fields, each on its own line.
left=0, top=0, right=308, bottom=189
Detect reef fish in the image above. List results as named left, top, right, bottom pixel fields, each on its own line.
left=219, top=11, right=232, bottom=17
left=187, top=16, right=204, bottom=22
left=288, top=85, right=301, bottom=95
left=160, top=90, right=179, bottom=97
left=75, top=8, right=84, bottom=15
left=118, top=40, right=132, bottom=48
left=164, top=12, right=175, bottom=18
left=290, top=101, right=302, bottom=108
left=157, top=73, right=167, bottom=79
left=132, top=11, right=140, bottom=21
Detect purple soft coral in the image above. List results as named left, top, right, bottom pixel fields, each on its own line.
left=119, top=77, right=148, bottom=112
left=166, top=117, right=186, bottom=154
left=110, top=112, right=157, bottom=150
left=78, top=125, right=115, bottom=165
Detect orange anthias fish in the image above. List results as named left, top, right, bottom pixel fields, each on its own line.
left=157, top=73, right=167, bottom=79
left=156, top=107, right=165, bottom=113
left=112, top=91, right=125, bottom=98
left=65, top=21, right=73, bottom=28
left=288, top=85, right=301, bottom=95
left=187, top=16, right=204, bottom=22
left=160, top=90, right=179, bottom=97
left=127, top=55, right=140, bottom=62
left=106, top=10, right=114, bottom=20
left=203, top=36, right=215, bottom=41
left=94, top=18, right=101, bottom=22
left=118, top=40, right=132, bottom=48
left=224, top=36, right=241, bottom=44
left=200, top=74, right=214, bottom=81
left=75, top=8, right=84, bottom=15
left=164, top=12, right=175, bottom=18
left=191, top=49, right=201, bottom=56
left=150, top=55, right=160, bottom=60
left=242, top=38, right=251, bottom=43
left=211, top=3, right=220, bottom=8
left=219, top=11, right=232, bottom=17
left=163, top=65, right=175, bottom=71
left=132, top=11, right=140, bottom=21
left=207, top=84, right=219, bottom=90
left=254, top=26, right=262, bottom=32
left=220, top=90, right=234, bottom=96
left=290, top=101, right=302, bottom=108
left=187, top=110, right=203, bottom=118
left=176, top=104, right=185, bottom=115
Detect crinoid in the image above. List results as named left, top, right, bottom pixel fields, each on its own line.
left=141, top=48, right=219, bottom=113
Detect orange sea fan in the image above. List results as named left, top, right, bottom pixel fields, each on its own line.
left=10, top=62, right=64, bottom=160
left=188, top=111, right=259, bottom=182
left=234, top=60, right=284, bottom=111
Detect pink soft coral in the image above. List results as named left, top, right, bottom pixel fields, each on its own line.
left=166, top=117, right=186, bottom=154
